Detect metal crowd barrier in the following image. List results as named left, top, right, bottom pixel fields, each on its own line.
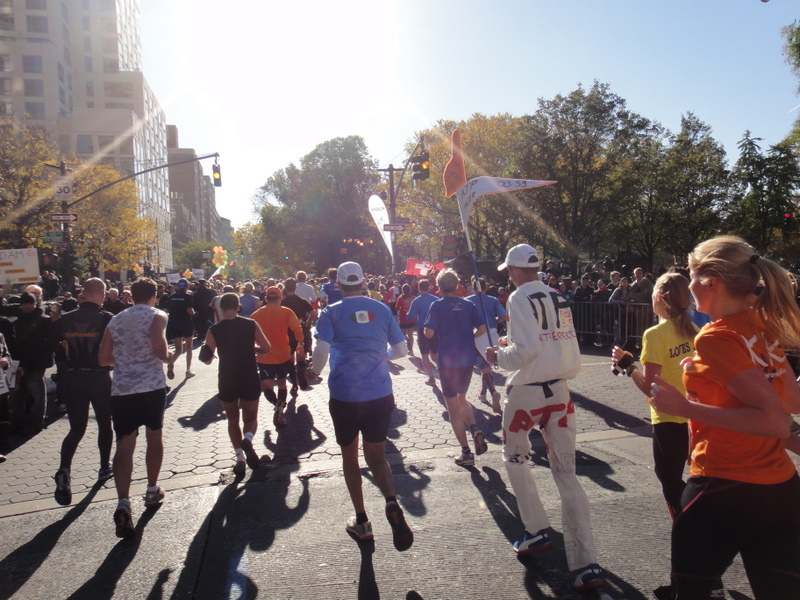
left=568, top=301, right=654, bottom=349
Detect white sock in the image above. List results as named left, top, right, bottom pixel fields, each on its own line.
left=235, top=448, right=245, bottom=461
left=147, top=485, right=159, bottom=493
left=117, top=497, right=130, bottom=509
left=244, top=431, right=254, bottom=441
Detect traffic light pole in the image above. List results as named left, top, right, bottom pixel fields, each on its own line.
left=378, top=141, right=421, bottom=274
left=48, top=152, right=219, bottom=290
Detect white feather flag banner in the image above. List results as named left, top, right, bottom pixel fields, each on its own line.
left=455, top=176, right=556, bottom=234
left=368, top=194, right=393, bottom=258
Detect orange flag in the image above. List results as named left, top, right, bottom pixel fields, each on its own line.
left=443, top=129, right=466, bottom=197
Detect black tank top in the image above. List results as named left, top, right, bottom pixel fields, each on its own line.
left=210, top=317, right=259, bottom=384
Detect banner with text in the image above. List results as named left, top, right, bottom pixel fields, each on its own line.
left=0, top=248, right=40, bottom=285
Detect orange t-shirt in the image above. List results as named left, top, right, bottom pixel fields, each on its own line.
left=251, top=303, right=303, bottom=365
left=683, top=310, right=796, bottom=484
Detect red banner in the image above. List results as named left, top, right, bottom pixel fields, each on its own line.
left=405, top=259, right=445, bottom=276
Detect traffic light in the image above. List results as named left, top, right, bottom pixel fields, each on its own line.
left=784, top=212, right=794, bottom=228
left=212, top=163, right=222, bottom=187
left=239, top=249, right=245, bottom=258
left=411, top=151, right=430, bottom=181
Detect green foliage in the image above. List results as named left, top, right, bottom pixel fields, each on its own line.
left=172, top=239, right=216, bottom=272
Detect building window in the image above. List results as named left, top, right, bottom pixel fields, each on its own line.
left=102, top=58, right=118, bottom=73
left=76, top=134, right=93, bottom=153
left=22, top=55, right=43, bottom=73
left=0, top=0, right=13, bottom=9
left=0, top=14, right=14, bottom=31
left=81, top=0, right=89, bottom=9
left=0, top=55, right=9, bottom=71
left=83, top=56, right=92, bottom=72
left=26, top=15, right=48, bottom=33
left=0, top=78, right=9, bottom=95
left=104, top=81, right=132, bottom=98
left=25, top=0, right=47, bottom=10
left=81, top=15, right=89, bottom=31
left=57, top=62, right=64, bottom=81
left=85, top=80, right=93, bottom=96
left=58, top=85, right=65, bottom=104
left=83, top=35, right=91, bottom=51
left=23, top=78, right=43, bottom=96
left=1, top=102, right=12, bottom=115
left=24, top=101, right=44, bottom=119
left=105, top=101, right=132, bottom=110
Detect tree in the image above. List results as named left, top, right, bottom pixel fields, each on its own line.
left=519, top=82, right=657, bottom=274
left=0, top=119, right=60, bottom=248
left=252, top=136, right=380, bottom=273
left=172, top=239, right=216, bottom=273
left=616, top=114, right=730, bottom=268
left=63, top=163, right=158, bottom=276
left=782, top=21, right=800, bottom=147
left=728, top=132, right=800, bottom=256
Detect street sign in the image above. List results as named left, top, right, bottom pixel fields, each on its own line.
left=50, top=213, right=78, bottom=222
left=55, top=242, right=71, bottom=251
left=383, top=224, right=405, bottom=232
left=43, top=231, right=63, bottom=241
left=54, top=176, right=74, bottom=203
left=394, top=217, right=411, bottom=224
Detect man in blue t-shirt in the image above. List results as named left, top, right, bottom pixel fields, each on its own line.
left=319, top=267, right=343, bottom=307
left=467, top=277, right=507, bottom=414
left=424, top=269, right=487, bottom=467
left=406, top=278, right=439, bottom=385
left=310, top=261, right=413, bottom=552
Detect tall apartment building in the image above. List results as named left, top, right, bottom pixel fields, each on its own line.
left=167, top=124, right=225, bottom=251
left=0, top=0, right=173, bottom=270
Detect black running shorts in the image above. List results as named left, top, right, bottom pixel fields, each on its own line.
left=111, top=387, right=167, bottom=438
left=329, top=394, right=395, bottom=447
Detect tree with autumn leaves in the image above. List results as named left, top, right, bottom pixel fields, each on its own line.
left=0, top=119, right=158, bottom=277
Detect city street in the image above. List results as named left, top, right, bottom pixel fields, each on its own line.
left=0, top=347, right=766, bottom=600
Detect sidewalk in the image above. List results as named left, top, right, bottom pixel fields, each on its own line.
left=0, top=349, right=761, bottom=599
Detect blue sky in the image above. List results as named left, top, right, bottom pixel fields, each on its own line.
left=140, top=0, right=799, bottom=230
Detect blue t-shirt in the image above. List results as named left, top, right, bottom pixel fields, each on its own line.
left=321, top=281, right=342, bottom=305
left=315, top=296, right=404, bottom=402
left=406, top=293, right=438, bottom=332
left=466, top=293, right=506, bottom=333
left=424, top=296, right=483, bottom=368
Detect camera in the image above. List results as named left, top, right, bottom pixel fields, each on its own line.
left=611, top=352, right=635, bottom=376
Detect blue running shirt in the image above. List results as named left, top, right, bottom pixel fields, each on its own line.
left=315, top=296, right=405, bottom=402
left=424, top=296, right=483, bottom=368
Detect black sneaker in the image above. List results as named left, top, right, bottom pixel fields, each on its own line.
left=54, top=469, right=71, bottom=505
left=241, top=438, right=260, bottom=470
left=385, top=501, right=413, bottom=551
left=114, top=504, right=136, bottom=538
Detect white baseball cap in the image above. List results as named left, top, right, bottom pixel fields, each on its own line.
left=498, top=244, right=541, bottom=270
left=337, top=261, right=364, bottom=285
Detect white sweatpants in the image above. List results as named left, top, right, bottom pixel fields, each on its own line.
left=502, top=379, right=598, bottom=571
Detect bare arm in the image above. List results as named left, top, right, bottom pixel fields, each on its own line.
left=201, top=330, right=216, bottom=365
left=149, top=311, right=172, bottom=363
left=254, top=322, right=271, bottom=355
left=98, top=328, right=114, bottom=367
left=651, top=368, right=791, bottom=439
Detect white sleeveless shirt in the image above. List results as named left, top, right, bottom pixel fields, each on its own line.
left=107, top=303, right=167, bottom=396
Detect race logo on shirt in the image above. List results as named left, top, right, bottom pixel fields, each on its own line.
left=351, top=310, right=375, bottom=323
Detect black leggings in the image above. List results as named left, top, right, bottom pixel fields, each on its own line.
left=652, top=421, right=689, bottom=518
left=59, top=371, right=113, bottom=471
left=671, top=473, right=800, bottom=599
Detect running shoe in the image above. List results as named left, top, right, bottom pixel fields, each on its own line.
left=54, top=469, right=71, bottom=505
left=477, top=392, right=487, bottom=402
left=425, top=377, right=435, bottom=386
left=290, top=384, right=299, bottom=398
left=166, top=363, right=174, bottom=380
left=185, top=370, right=195, bottom=379
left=472, top=429, right=488, bottom=455
left=114, top=504, right=135, bottom=538
left=0, top=454, right=5, bottom=463
left=144, top=486, right=165, bottom=507
left=570, top=563, right=605, bottom=592
left=98, top=462, right=114, bottom=482
left=491, top=391, right=502, bottom=414
left=240, top=438, right=260, bottom=470
left=385, top=501, right=413, bottom=551
left=233, top=460, right=246, bottom=476
left=454, top=450, right=475, bottom=467
left=513, top=528, right=553, bottom=555
left=273, top=400, right=286, bottom=428
left=345, top=517, right=374, bottom=542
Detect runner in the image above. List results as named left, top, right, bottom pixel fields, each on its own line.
left=406, top=279, right=439, bottom=386
left=166, top=278, right=195, bottom=379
